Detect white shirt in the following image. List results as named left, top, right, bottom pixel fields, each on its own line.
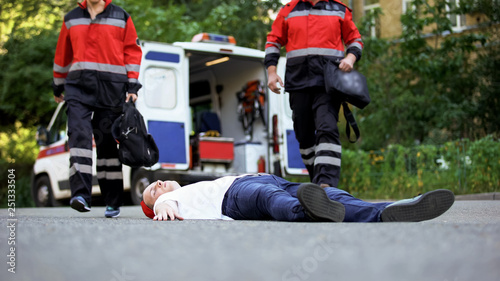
left=153, top=175, right=248, bottom=220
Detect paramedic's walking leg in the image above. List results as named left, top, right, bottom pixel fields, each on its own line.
left=67, top=100, right=94, bottom=212
left=93, top=107, right=124, bottom=218
left=289, top=90, right=316, bottom=180
left=290, top=87, right=342, bottom=188
left=311, top=90, right=342, bottom=188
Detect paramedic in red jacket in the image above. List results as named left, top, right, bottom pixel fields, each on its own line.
left=265, top=0, right=363, bottom=188
left=52, top=0, right=142, bottom=217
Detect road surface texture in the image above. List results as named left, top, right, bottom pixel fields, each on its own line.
left=1, top=200, right=499, bottom=281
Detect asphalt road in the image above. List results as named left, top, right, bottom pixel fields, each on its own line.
left=1, top=201, right=499, bottom=281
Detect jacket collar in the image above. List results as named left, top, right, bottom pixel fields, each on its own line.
left=78, top=0, right=112, bottom=10
left=301, top=0, right=328, bottom=3
left=300, top=0, right=351, bottom=11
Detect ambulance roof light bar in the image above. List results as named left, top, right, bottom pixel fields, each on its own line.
left=191, top=33, right=237, bottom=45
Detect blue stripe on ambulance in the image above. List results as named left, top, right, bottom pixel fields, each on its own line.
left=145, top=51, right=180, bottom=63
left=286, top=130, right=306, bottom=169
left=148, top=121, right=187, bottom=164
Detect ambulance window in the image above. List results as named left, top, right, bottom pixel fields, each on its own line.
left=283, top=91, right=293, bottom=118
left=48, top=103, right=67, bottom=144
left=144, top=67, right=177, bottom=109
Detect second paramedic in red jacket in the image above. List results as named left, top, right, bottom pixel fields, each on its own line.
left=265, top=0, right=363, bottom=188
left=52, top=0, right=142, bottom=217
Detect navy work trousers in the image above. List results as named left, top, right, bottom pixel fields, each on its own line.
left=66, top=100, right=124, bottom=208
left=289, top=87, right=343, bottom=188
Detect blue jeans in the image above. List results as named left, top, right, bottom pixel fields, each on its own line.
left=221, top=174, right=390, bottom=222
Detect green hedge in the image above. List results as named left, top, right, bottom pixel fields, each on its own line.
left=0, top=123, right=37, bottom=208
left=340, top=136, right=500, bottom=199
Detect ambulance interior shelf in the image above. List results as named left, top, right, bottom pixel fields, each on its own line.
left=190, top=114, right=235, bottom=171
left=189, top=80, right=234, bottom=170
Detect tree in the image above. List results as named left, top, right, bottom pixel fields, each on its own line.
left=460, top=0, right=500, bottom=138
left=354, top=0, right=493, bottom=150
left=112, top=0, right=199, bottom=44
left=0, top=28, right=59, bottom=129
left=181, top=0, right=283, bottom=50
left=114, top=0, right=282, bottom=49
left=0, top=0, right=72, bottom=46
left=0, top=0, right=70, bottom=129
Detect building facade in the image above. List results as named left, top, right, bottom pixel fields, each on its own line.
left=342, top=0, right=494, bottom=39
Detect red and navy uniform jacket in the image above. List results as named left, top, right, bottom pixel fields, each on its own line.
left=264, top=0, right=363, bottom=92
left=53, top=0, right=142, bottom=107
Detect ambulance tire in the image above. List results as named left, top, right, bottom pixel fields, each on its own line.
left=131, top=170, right=150, bottom=205
left=33, top=175, right=58, bottom=207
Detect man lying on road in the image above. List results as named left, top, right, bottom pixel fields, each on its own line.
left=140, top=174, right=455, bottom=223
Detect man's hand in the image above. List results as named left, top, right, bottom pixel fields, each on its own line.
left=339, top=53, right=357, bottom=72
left=267, top=66, right=284, bottom=94
left=54, top=95, right=65, bottom=103
left=154, top=201, right=184, bottom=221
left=125, top=93, right=138, bottom=103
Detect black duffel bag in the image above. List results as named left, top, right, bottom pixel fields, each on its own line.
left=324, top=59, right=371, bottom=109
left=324, top=59, right=371, bottom=143
left=111, top=101, right=159, bottom=167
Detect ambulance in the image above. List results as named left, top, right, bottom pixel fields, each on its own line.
left=33, top=33, right=308, bottom=207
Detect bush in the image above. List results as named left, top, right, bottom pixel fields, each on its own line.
left=0, top=122, right=37, bottom=208
left=466, top=136, right=500, bottom=193
left=340, top=135, right=499, bottom=199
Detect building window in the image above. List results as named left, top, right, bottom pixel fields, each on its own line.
left=402, top=0, right=415, bottom=14
left=447, top=0, right=466, bottom=31
left=364, top=0, right=381, bottom=38
left=144, top=67, right=177, bottom=109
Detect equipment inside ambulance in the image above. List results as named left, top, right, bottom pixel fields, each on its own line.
left=236, top=80, right=266, bottom=140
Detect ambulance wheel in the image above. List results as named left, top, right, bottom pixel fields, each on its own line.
left=131, top=170, right=150, bottom=205
left=33, top=175, right=55, bottom=207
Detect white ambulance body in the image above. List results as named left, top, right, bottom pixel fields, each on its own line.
left=33, top=34, right=308, bottom=206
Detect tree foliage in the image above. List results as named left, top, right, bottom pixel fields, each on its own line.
left=0, top=0, right=72, bottom=129
left=0, top=28, right=59, bottom=128
left=0, top=0, right=497, bottom=148
left=353, top=0, right=498, bottom=150
left=114, top=0, right=282, bottom=49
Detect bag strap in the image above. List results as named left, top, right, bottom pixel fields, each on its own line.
left=342, top=102, right=360, bottom=143
left=119, top=101, right=138, bottom=139
left=129, top=101, right=149, bottom=138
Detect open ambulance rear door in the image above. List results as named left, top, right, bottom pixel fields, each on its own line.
left=137, top=42, right=190, bottom=171
left=275, top=57, right=309, bottom=177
